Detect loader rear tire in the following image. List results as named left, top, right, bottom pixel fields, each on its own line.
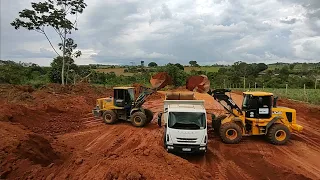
left=130, top=112, right=147, bottom=127
left=145, top=109, right=154, bottom=123
left=102, top=110, right=117, bottom=124
left=267, top=124, right=291, bottom=145
left=219, top=122, right=242, bottom=144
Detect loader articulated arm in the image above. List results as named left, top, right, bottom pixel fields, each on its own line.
left=208, top=89, right=243, bottom=117
left=133, top=87, right=157, bottom=108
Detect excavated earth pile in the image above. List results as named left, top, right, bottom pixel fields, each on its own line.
left=1, top=85, right=320, bottom=179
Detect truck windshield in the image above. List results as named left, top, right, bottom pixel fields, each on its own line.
left=168, top=112, right=206, bottom=130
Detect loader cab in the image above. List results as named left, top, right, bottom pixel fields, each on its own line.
left=242, top=92, right=273, bottom=119
left=113, top=87, right=135, bottom=107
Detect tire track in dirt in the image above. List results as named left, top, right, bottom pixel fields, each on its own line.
left=190, top=92, right=319, bottom=180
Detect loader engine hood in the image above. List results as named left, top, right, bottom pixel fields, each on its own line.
left=96, top=97, right=113, bottom=108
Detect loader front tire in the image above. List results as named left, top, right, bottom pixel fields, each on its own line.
left=130, top=112, right=147, bottom=127
left=267, top=124, right=290, bottom=145
left=219, top=122, right=242, bottom=144
left=212, top=115, right=227, bottom=134
left=145, top=109, right=154, bottom=123
left=103, top=110, right=117, bottom=124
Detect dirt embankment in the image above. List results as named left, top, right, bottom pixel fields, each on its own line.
left=1, top=85, right=320, bottom=179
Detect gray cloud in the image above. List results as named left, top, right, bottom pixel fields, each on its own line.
left=1, top=0, right=320, bottom=66
left=280, top=18, right=297, bottom=24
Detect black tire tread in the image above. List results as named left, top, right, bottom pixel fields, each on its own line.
left=267, top=124, right=291, bottom=145
left=145, top=109, right=154, bottom=123
left=219, top=122, right=242, bottom=144
left=102, top=110, right=117, bottom=124
left=130, top=111, right=147, bottom=127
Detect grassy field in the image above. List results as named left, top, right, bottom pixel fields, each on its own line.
left=184, top=66, right=220, bottom=73
left=95, top=68, right=134, bottom=76
left=239, top=88, right=320, bottom=105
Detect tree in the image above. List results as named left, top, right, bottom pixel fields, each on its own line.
left=159, top=64, right=187, bottom=86
left=49, top=56, right=78, bottom=83
left=11, top=0, right=87, bottom=85
left=189, top=60, right=199, bottom=67
left=174, top=63, right=184, bottom=70
left=148, top=62, right=158, bottom=67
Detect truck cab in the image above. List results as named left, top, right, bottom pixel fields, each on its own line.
left=158, top=92, right=207, bottom=154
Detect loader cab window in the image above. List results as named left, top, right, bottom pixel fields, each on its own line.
left=114, top=89, right=134, bottom=107
left=243, top=94, right=272, bottom=119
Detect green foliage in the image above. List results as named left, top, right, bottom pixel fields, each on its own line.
left=189, top=60, right=199, bottom=67
left=49, top=56, right=77, bottom=83
left=158, top=64, right=187, bottom=86
left=148, top=62, right=158, bottom=67
left=11, top=0, right=87, bottom=84
left=174, top=63, right=184, bottom=70
left=0, top=60, right=49, bottom=86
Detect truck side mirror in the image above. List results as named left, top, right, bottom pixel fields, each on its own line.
left=157, top=112, right=162, bottom=127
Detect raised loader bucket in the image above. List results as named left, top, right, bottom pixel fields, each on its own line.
left=186, top=75, right=210, bottom=93
left=150, top=72, right=172, bottom=90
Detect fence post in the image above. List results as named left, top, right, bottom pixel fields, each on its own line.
left=285, top=84, right=288, bottom=95
left=304, top=84, right=308, bottom=102
left=243, top=77, right=246, bottom=90
left=255, top=82, right=257, bottom=90
left=249, top=83, right=251, bottom=89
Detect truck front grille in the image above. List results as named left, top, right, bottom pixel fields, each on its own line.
left=176, top=137, right=197, bottom=143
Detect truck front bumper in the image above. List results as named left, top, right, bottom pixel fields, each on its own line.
left=166, top=144, right=207, bottom=154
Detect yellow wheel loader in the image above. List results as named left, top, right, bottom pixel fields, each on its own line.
left=92, top=72, right=171, bottom=127
left=209, top=89, right=303, bottom=145
left=186, top=76, right=303, bottom=145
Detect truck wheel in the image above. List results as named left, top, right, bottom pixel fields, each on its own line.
left=219, top=122, right=242, bottom=144
left=267, top=124, right=291, bottom=145
left=130, top=112, right=147, bottom=127
left=102, top=110, right=117, bottom=124
left=145, top=109, right=154, bottom=123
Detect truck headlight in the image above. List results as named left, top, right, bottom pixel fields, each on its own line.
left=199, top=147, right=206, bottom=151
left=167, top=146, right=174, bottom=149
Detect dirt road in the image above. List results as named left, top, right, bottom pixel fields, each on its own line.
left=1, top=85, right=319, bottom=179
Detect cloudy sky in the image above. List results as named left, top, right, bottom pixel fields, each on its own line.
left=0, top=0, right=319, bottom=66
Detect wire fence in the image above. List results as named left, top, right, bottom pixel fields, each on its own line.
left=230, top=86, right=320, bottom=105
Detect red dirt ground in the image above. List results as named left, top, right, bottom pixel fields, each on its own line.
left=1, top=85, right=319, bottom=179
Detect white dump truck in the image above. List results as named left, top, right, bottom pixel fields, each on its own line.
left=157, top=92, right=208, bottom=154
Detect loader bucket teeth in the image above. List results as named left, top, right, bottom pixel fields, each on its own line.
left=150, top=72, right=172, bottom=90
left=186, top=75, right=210, bottom=93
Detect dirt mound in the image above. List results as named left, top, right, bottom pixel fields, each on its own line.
left=16, top=134, right=59, bottom=166
left=0, top=84, right=113, bottom=135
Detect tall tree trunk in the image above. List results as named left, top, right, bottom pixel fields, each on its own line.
left=61, top=28, right=67, bottom=85
left=66, top=63, right=70, bottom=85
